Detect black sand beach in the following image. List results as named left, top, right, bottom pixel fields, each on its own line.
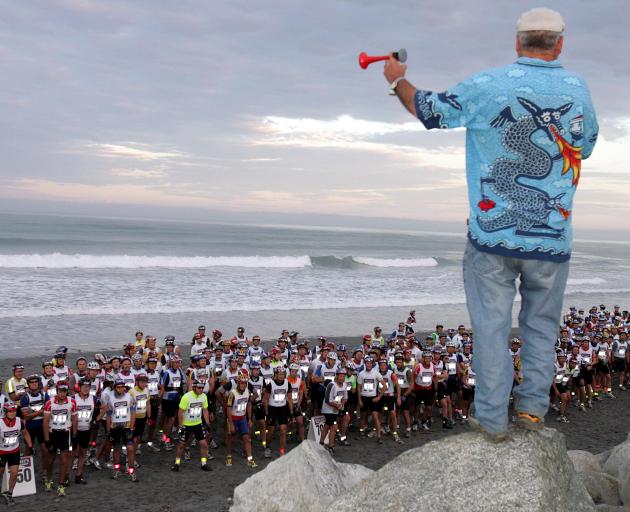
left=2, top=337, right=628, bottom=512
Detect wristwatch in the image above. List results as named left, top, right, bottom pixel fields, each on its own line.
left=389, top=76, right=406, bottom=96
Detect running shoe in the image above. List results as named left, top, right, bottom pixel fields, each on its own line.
left=367, top=430, right=376, bottom=438
left=247, top=458, right=258, bottom=469
left=619, top=385, right=627, bottom=391
left=377, top=437, right=384, bottom=445
left=411, top=423, right=418, bottom=432
left=74, top=476, right=87, bottom=485
left=2, top=493, right=15, bottom=506
left=206, top=452, right=215, bottom=461
left=184, top=449, right=191, bottom=461
left=71, top=457, right=78, bottom=470
left=550, top=404, right=560, bottom=412
left=587, top=400, right=593, bottom=408
left=163, top=442, right=173, bottom=452
left=226, top=455, right=233, bottom=467
left=578, top=403, right=586, bottom=412
left=608, top=392, right=616, bottom=399
left=112, top=470, right=120, bottom=480
left=404, top=429, right=411, bottom=438
left=209, top=439, right=219, bottom=449
left=596, top=395, right=604, bottom=401
left=325, top=445, right=336, bottom=455
left=339, top=438, right=351, bottom=446
left=57, top=485, right=66, bottom=497
left=146, top=442, right=161, bottom=453
left=264, top=448, right=272, bottom=459
left=201, top=463, right=212, bottom=472
left=45, top=480, right=54, bottom=492
left=515, top=412, right=544, bottom=431
left=129, top=472, right=138, bottom=483
left=90, top=458, right=101, bottom=469
left=105, top=461, right=114, bottom=469
left=421, top=422, right=430, bottom=432
left=556, top=415, right=569, bottom=423
left=171, top=464, right=180, bottom=472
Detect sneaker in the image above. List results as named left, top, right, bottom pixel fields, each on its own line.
left=326, top=445, right=336, bottom=455
left=578, top=403, right=586, bottom=412
left=3, top=493, right=15, bottom=506
left=559, top=416, right=569, bottom=423
left=619, top=385, right=627, bottom=391
left=74, top=476, right=87, bottom=485
left=163, top=442, right=173, bottom=452
left=467, top=416, right=511, bottom=443
left=147, top=442, right=161, bottom=453
left=442, top=419, right=453, bottom=430
left=596, top=395, right=604, bottom=401
left=367, top=430, right=376, bottom=438
left=550, top=404, right=560, bottom=412
left=339, top=438, right=351, bottom=446
left=129, top=472, right=138, bottom=483
left=264, top=448, right=272, bottom=459
left=45, top=480, right=54, bottom=492
left=247, top=458, right=258, bottom=469
left=411, top=423, right=418, bottom=432
left=226, top=455, right=233, bottom=467
left=57, top=485, right=66, bottom=497
left=515, top=412, right=544, bottom=431
left=112, top=470, right=120, bottom=480
left=421, top=421, right=430, bottom=432
left=394, top=435, right=404, bottom=445
left=377, top=437, right=384, bottom=445
left=184, top=449, right=191, bottom=462
left=404, top=430, right=411, bottom=438
left=105, top=461, right=114, bottom=470
left=206, top=452, right=215, bottom=461
left=383, top=425, right=390, bottom=434
left=71, top=457, right=78, bottom=470
left=209, top=439, right=218, bottom=449
left=171, top=464, right=180, bottom=472
left=608, top=392, right=616, bottom=399
left=587, top=400, right=593, bottom=408
left=201, top=463, right=211, bottom=472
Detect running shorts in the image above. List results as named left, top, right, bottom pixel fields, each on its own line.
left=323, top=413, right=339, bottom=426
left=446, top=377, right=460, bottom=396
left=0, top=451, right=20, bottom=467
left=26, top=425, right=45, bottom=445
left=48, top=430, right=72, bottom=452
left=161, top=399, right=179, bottom=418
left=133, top=417, right=147, bottom=439
left=231, top=417, right=249, bottom=436
left=436, top=382, right=448, bottom=401
left=266, top=405, right=289, bottom=426
left=73, top=429, right=91, bottom=449
left=381, top=396, right=396, bottom=412
left=109, top=427, right=134, bottom=447
left=360, top=396, right=382, bottom=413
left=462, top=386, right=475, bottom=401
left=182, top=424, right=206, bottom=442
left=613, top=357, right=627, bottom=373
left=596, top=362, right=610, bottom=375
left=579, top=367, right=594, bottom=385
left=253, top=402, right=265, bottom=421
left=414, top=388, right=435, bottom=406
left=149, top=398, right=160, bottom=421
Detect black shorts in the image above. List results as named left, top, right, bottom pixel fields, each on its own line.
left=253, top=402, right=265, bottom=421
left=49, top=430, right=72, bottom=452
left=266, top=405, right=289, bottom=426
left=27, top=424, right=45, bottom=445
left=614, top=358, right=627, bottom=372
left=399, top=392, right=412, bottom=411
left=436, top=382, right=449, bottom=401
left=0, top=451, right=20, bottom=467
left=446, top=377, right=460, bottom=396
left=381, top=396, right=396, bottom=412
left=181, top=424, right=206, bottom=443
left=414, top=388, right=435, bottom=406
left=462, top=386, right=475, bottom=401
left=109, top=427, right=134, bottom=447
left=161, top=399, right=179, bottom=418
left=579, top=367, right=594, bottom=385
left=323, top=413, right=340, bottom=426
left=312, top=387, right=324, bottom=410
left=134, top=417, right=147, bottom=438
left=149, top=398, right=160, bottom=421
left=596, top=362, right=610, bottom=375
left=73, top=429, right=92, bottom=449
left=360, top=396, right=382, bottom=413
left=292, top=405, right=304, bottom=418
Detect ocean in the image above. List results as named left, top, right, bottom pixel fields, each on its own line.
left=1, top=212, right=628, bottom=355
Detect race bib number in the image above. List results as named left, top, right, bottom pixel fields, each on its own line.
left=77, top=409, right=92, bottom=421
left=52, top=413, right=67, bottom=426
left=251, top=354, right=261, bottom=363
left=236, top=400, right=247, bottom=413
left=620, top=348, right=626, bottom=356
left=562, top=376, right=570, bottom=384
left=346, top=382, right=352, bottom=391
left=291, top=390, right=298, bottom=401
left=421, top=375, right=432, bottom=385
left=363, top=382, right=374, bottom=393
left=188, top=406, right=202, bottom=419
left=137, top=399, right=147, bottom=411
left=598, top=351, right=606, bottom=360
left=273, top=392, right=286, bottom=402
left=2, top=435, right=18, bottom=449
left=555, top=373, right=564, bottom=383
left=467, top=377, right=476, bottom=386
left=334, top=393, right=343, bottom=404
left=447, top=362, right=457, bottom=374
left=148, top=381, right=158, bottom=393
left=172, top=377, right=181, bottom=388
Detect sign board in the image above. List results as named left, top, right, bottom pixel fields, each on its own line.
left=2, top=456, right=36, bottom=497
left=307, top=415, right=329, bottom=444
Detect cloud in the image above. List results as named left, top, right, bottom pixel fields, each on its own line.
left=109, top=168, right=166, bottom=178
left=74, top=142, right=185, bottom=161
left=253, top=114, right=465, bottom=170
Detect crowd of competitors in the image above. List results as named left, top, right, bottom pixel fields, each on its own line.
left=0, top=306, right=628, bottom=504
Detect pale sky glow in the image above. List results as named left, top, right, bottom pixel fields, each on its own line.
left=1, top=1, right=629, bottom=229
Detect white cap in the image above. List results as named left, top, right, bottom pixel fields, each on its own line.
left=517, top=7, right=565, bottom=33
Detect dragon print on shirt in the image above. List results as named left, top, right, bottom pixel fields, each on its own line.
left=477, top=97, right=581, bottom=240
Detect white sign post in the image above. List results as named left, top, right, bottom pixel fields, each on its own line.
left=307, top=415, right=329, bottom=445
left=2, top=456, right=36, bottom=497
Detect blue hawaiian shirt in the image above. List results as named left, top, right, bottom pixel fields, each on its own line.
left=414, top=57, right=598, bottom=262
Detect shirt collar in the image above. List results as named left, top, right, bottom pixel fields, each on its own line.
left=515, top=56, right=563, bottom=68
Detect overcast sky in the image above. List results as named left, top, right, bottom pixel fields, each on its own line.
left=1, top=0, right=628, bottom=230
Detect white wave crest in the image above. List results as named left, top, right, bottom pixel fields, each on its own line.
left=0, top=253, right=312, bottom=269
left=354, top=256, right=438, bottom=268
left=567, top=278, right=606, bottom=286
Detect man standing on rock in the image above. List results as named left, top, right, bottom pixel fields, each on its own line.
left=383, top=7, right=598, bottom=438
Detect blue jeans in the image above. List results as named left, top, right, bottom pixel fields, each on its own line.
left=463, top=241, right=569, bottom=434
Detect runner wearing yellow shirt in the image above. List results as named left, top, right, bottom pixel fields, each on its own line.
left=171, top=381, right=211, bottom=472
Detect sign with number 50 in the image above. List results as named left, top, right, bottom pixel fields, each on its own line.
left=2, top=456, right=36, bottom=497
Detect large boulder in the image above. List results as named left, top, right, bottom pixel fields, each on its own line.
left=230, top=440, right=373, bottom=512
left=570, top=450, right=604, bottom=473
left=578, top=471, right=621, bottom=506
left=618, top=460, right=630, bottom=505
left=604, top=443, right=630, bottom=479
left=331, top=429, right=595, bottom=512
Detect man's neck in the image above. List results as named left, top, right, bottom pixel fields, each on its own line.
left=518, top=50, right=557, bottom=62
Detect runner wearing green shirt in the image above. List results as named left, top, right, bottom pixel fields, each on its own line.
left=171, top=381, right=211, bottom=472
left=339, top=367, right=357, bottom=445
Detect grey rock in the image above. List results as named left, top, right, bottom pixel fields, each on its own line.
left=618, top=460, right=630, bottom=505
left=604, top=443, right=630, bottom=479
left=578, top=471, right=621, bottom=506
left=571, top=450, right=604, bottom=473
left=598, top=450, right=613, bottom=466
left=331, top=428, right=595, bottom=512
left=230, top=440, right=373, bottom=512
left=595, top=505, right=630, bottom=511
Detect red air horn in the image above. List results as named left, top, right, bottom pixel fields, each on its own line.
left=358, top=48, right=407, bottom=69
